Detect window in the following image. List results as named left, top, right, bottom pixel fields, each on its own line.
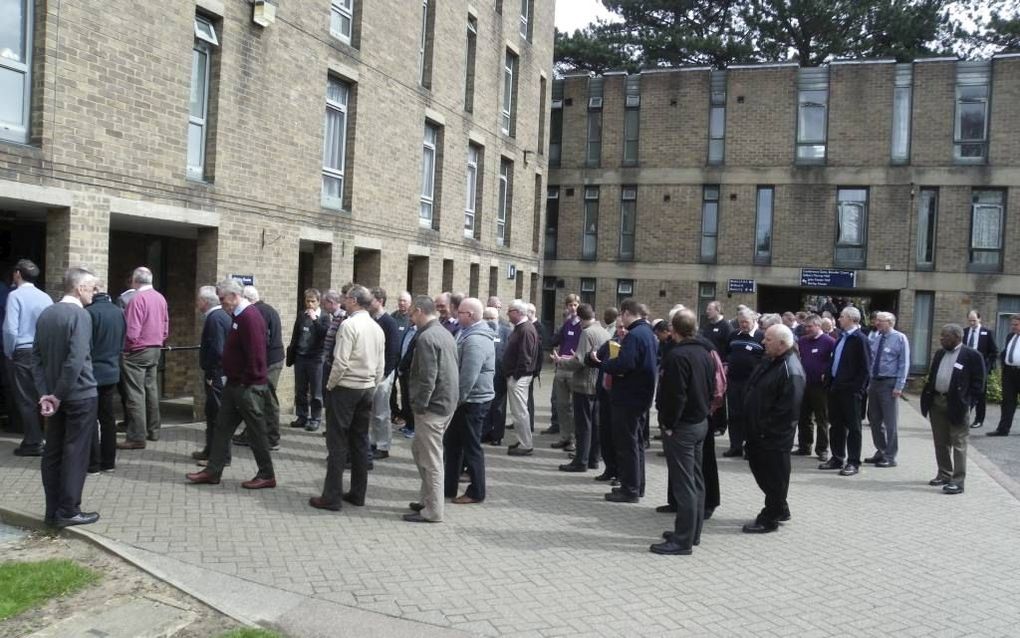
left=700, top=186, right=720, bottom=264
left=544, top=187, right=559, bottom=259
left=582, top=187, right=599, bottom=260
left=537, top=76, right=547, bottom=155
left=835, top=188, right=868, bottom=268
left=532, top=174, right=542, bottom=253
left=697, top=282, right=716, bottom=326
left=550, top=80, right=564, bottom=167
left=910, top=291, right=934, bottom=373
left=420, top=123, right=439, bottom=228
left=322, top=78, right=351, bottom=209
left=497, top=158, right=513, bottom=246
left=996, top=296, right=1020, bottom=348
left=502, top=50, right=518, bottom=136
left=708, top=71, right=726, bottom=164
left=616, top=279, right=633, bottom=307
left=754, top=186, right=774, bottom=265
left=418, top=0, right=435, bottom=88
left=891, top=64, right=912, bottom=163
left=519, top=0, right=533, bottom=40
left=796, top=68, right=828, bottom=163
left=580, top=278, right=596, bottom=307
left=188, top=16, right=218, bottom=180
left=955, top=61, right=990, bottom=164
left=469, top=263, right=480, bottom=298
left=1, top=0, right=32, bottom=143
left=586, top=78, right=603, bottom=167
left=464, top=16, right=477, bottom=112
left=969, top=189, right=1005, bottom=271
left=464, top=144, right=481, bottom=238
left=330, top=0, right=354, bottom=44
left=619, top=187, right=637, bottom=260
left=916, top=188, right=937, bottom=269
left=623, top=75, right=640, bottom=165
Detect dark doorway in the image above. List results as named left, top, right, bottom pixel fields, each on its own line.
left=0, top=218, right=47, bottom=290
left=757, top=285, right=899, bottom=319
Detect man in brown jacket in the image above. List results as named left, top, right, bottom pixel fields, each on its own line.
left=556, top=304, right=610, bottom=471
left=504, top=299, right=539, bottom=456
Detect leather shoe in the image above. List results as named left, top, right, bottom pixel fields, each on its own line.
left=289, top=419, right=306, bottom=428
left=117, top=440, right=146, bottom=450
left=408, top=501, right=425, bottom=512
left=742, top=521, right=778, bottom=534
left=186, top=471, right=220, bottom=484
left=54, top=512, right=100, bottom=528
left=928, top=477, right=949, bottom=486
left=722, top=448, right=743, bottom=458
left=875, top=459, right=897, bottom=468
left=372, top=449, right=390, bottom=460
left=863, top=455, right=881, bottom=464
left=593, top=472, right=614, bottom=482
left=655, top=504, right=678, bottom=513
left=987, top=430, right=1009, bottom=436
left=942, top=483, right=964, bottom=495
left=839, top=464, right=859, bottom=476
left=816, top=451, right=830, bottom=462
left=703, top=507, right=715, bottom=520
left=146, top=432, right=160, bottom=442
left=12, top=447, right=43, bottom=457
left=342, top=492, right=364, bottom=506
left=507, top=446, right=533, bottom=456
left=550, top=439, right=572, bottom=449
left=452, top=494, right=481, bottom=504
left=792, top=447, right=812, bottom=456
left=309, top=496, right=341, bottom=511
left=241, top=476, right=276, bottom=489
left=649, top=540, right=692, bottom=555
left=558, top=463, right=586, bottom=472
left=191, top=450, right=209, bottom=461
left=779, top=511, right=791, bottom=522
left=970, top=421, right=983, bottom=429
left=818, top=458, right=843, bottom=470
left=402, top=512, right=440, bottom=523
left=604, top=491, right=639, bottom=503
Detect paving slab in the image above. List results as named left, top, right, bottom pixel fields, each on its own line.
left=27, top=597, right=196, bottom=638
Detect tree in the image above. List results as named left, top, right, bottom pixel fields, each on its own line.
left=554, top=26, right=634, bottom=74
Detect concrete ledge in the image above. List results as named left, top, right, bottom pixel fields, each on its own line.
left=300, top=226, right=334, bottom=244
left=0, top=180, right=74, bottom=208
left=109, top=197, right=219, bottom=227
left=407, top=244, right=430, bottom=257
left=195, top=0, right=225, bottom=18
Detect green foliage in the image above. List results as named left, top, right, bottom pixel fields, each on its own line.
left=986, top=366, right=1003, bottom=404
left=216, top=629, right=284, bottom=638
left=0, top=559, right=99, bottom=620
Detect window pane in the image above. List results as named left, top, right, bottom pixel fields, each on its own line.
left=322, top=174, right=342, bottom=201
left=187, top=122, right=204, bottom=170
left=701, top=236, right=716, bottom=260
left=702, top=202, right=718, bottom=233
left=891, top=87, right=910, bottom=160
left=420, top=200, right=432, bottom=221
left=709, top=106, right=725, bottom=138
left=911, top=292, right=933, bottom=369
left=708, top=139, right=724, bottom=163
left=972, top=204, right=1002, bottom=249
left=0, top=67, right=25, bottom=126
left=323, top=107, right=346, bottom=170
left=755, top=188, right=773, bottom=257
left=327, top=80, right=348, bottom=105
left=837, top=203, right=863, bottom=245
left=0, top=0, right=25, bottom=63
left=917, top=190, right=936, bottom=265
left=421, top=147, right=434, bottom=197
left=190, top=48, right=208, bottom=119
left=797, top=144, right=826, bottom=160
left=798, top=104, right=826, bottom=143
left=958, top=101, right=986, bottom=141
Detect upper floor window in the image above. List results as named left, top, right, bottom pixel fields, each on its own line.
left=708, top=70, right=726, bottom=164
left=699, top=186, right=719, bottom=264
left=550, top=80, right=564, bottom=167
left=796, top=68, right=828, bottom=163
left=497, top=158, right=513, bottom=246
left=0, top=0, right=32, bottom=143
left=418, top=0, right=435, bottom=88
left=623, top=75, right=640, bottom=165
left=891, top=64, right=912, bottom=164
left=955, top=61, right=990, bottom=164
left=916, top=188, right=937, bottom=269
left=464, top=16, right=477, bottom=112
left=188, top=16, right=219, bottom=180
left=519, top=0, right=533, bottom=40
left=619, top=187, right=637, bottom=260
left=330, top=0, right=354, bottom=44
left=582, top=186, right=599, bottom=260
left=754, top=186, right=774, bottom=266
left=321, top=77, right=351, bottom=210
left=502, top=50, right=518, bottom=136
left=545, top=187, right=559, bottom=259
left=420, top=123, right=440, bottom=228
left=835, top=188, right=868, bottom=268
left=464, top=144, right=482, bottom=238
left=586, top=78, right=604, bottom=167
left=970, top=189, right=1005, bottom=272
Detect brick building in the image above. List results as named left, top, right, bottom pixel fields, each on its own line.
left=0, top=0, right=553, bottom=403
left=545, top=57, right=1020, bottom=372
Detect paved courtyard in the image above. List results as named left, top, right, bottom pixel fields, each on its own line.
left=3, top=383, right=1020, bottom=637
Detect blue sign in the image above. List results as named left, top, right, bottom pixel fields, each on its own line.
left=230, top=274, right=255, bottom=286
left=800, top=269, right=856, bottom=289
left=507, top=264, right=517, bottom=280
left=727, top=278, right=756, bottom=293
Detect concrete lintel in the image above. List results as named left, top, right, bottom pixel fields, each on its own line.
left=408, top=244, right=430, bottom=257
left=108, top=196, right=219, bottom=227
left=442, top=249, right=460, bottom=261
left=0, top=180, right=74, bottom=208
left=424, top=108, right=445, bottom=126
left=353, top=235, right=382, bottom=251
left=505, top=40, right=520, bottom=56
left=467, top=3, right=477, bottom=18
left=489, top=258, right=500, bottom=268
left=469, top=254, right=480, bottom=264
left=196, top=0, right=225, bottom=18
left=300, top=226, right=333, bottom=244
left=467, top=129, right=486, bottom=146
left=329, top=60, right=360, bottom=83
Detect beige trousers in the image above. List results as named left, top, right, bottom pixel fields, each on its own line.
left=412, top=410, right=454, bottom=521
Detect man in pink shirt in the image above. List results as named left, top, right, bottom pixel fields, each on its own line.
left=117, top=267, right=169, bottom=449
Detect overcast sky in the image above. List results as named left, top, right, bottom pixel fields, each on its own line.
left=554, top=0, right=615, bottom=33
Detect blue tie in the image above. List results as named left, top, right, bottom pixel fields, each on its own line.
left=873, top=333, right=886, bottom=376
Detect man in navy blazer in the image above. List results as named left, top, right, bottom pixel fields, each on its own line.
left=962, top=310, right=998, bottom=428
left=192, top=285, right=232, bottom=465
left=920, top=324, right=985, bottom=494
left=819, top=306, right=871, bottom=477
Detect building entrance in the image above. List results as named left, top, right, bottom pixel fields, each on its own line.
left=757, top=285, right=899, bottom=320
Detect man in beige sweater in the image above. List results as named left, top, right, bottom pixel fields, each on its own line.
left=309, top=285, right=385, bottom=512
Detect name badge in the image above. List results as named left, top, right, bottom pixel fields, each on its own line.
left=713, top=328, right=719, bottom=332
left=232, top=323, right=238, bottom=330
left=399, top=326, right=405, bottom=331
left=884, top=347, right=891, bottom=353
left=981, top=331, right=988, bottom=336
left=811, top=348, right=819, bottom=354
left=494, top=338, right=501, bottom=343
left=567, top=331, right=575, bottom=337
left=953, top=362, right=964, bottom=370
left=302, top=326, right=309, bottom=332
left=745, top=345, right=753, bottom=351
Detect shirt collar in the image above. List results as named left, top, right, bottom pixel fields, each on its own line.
left=17, top=282, right=36, bottom=289
left=204, top=306, right=219, bottom=317
left=60, top=295, right=83, bottom=308
left=137, top=284, right=153, bottom=292
left=233, top=298, right=250, bottom=317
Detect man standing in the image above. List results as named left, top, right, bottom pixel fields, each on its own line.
left=796, top=315, right=835, bottom=461
left=309, top=285, right=384, bottom=510
left=190, top=286, right=231, bottom=466
left=989, top=314, right=1020, bottom=437
left=118, top=266, right=168, bottom=449
left=558, top=304, right=610, bottom=472
left=319, top=288, right=346, bottom=432
left=395, top=318, right=418, bottom=439
left=240, top=286, right=284, bottom=448
left=288, top=289, right=329, bottom=432
left=86, top=284, right=126, bottom=473
left=921, top=324, right=985, bottom=494
left=444, top=298, right=495, bottom=504
left=963, top=310, right=998, bottom=429
left=186, top=279, right=276, bottom=489
left=650, top=310, right=715, bottom=555
left=481, top=306, right=511, bottom=445
left=389, top=291, right=413, bottom=425
left=405, top=295, right=459, bottom=522
left=435, top=292, right=461, bottom=338
left=599, top=299, right=658, bottom=503
left=503, top=300, right=539, bottom=456
left=723, top=309, right=764, bottom=457
left=865, top=312, right=909, bottom=468
left=370, top=287, right=401, bottom=460
left=820, top=306, right=871, bottom=476
left=741, top=324, right=805, bottom=533
left=3, top=259, right=52, bottom=456
left=550, top=294, right=582, bottom=451
left=33, top=267, right=100, bottom=527
left=700, top=301, right=732, bottom=354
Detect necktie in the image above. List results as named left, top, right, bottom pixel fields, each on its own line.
left=872, top=333, right=886, bottom=376
left=969, top=328, right=978, bottom=350
left=1009, top=334, right=1019, bottom=367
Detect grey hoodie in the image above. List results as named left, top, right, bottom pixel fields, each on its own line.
left=457, top=320, right=496, bottom=404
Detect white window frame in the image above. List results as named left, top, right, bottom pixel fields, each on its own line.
left=188, top=16, right=218, bottom=180
left=835, top=188, right=868, bottom=268
left=464, top=16, right=477, bottom=112
left=519, top=0, right=529, bottom=39
left=708, top=71, right=726, bottom=164
left=1, top=0, right=33, bottom=143
left=582, top=187, right=599, bottom=260
left=916, top=188, right=937, bottom=269
left=418, top=0, right=430, bottom=87
left=330, top=0, right=354, bottom=44
left=420, top=123, right=438, bottom=228
left=969, top=190, right=1005, bottom=270
left=464, top=145, right=479, bottom=238
left=497, top=160, right=510, bottom=246
left=954, top=85, right=989, bottom=163
left=623, top=107, right=639, bottom=165
left=891, top=65, right=912, bottom=163
left=321, top=78, right=350, bottom=210
left=700, top=186, right=719, bottom=264
left=754, top=186, right=774, bottom=265
left=502, top=50, right=517, bottom=135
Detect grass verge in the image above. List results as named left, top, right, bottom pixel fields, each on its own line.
left=216, top=629, right=284, bottom=638
left=0, top=558, right=100, bottom=620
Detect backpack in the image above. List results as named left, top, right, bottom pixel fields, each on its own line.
left=708, top=348, right=727, bottom=415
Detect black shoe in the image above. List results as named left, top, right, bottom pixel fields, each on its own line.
left=779, top=511, right=791, bottom=522
left=485, top=439, right=503, bottom=446
left=742, top=521, right=778, bottom=534
left=507, top=446, right=533, bottom=456
left=610, top=479, right=620, bottom=487
left=290, top=419, right=307, bottom=428
left=649, top=540, right=692, bottom=555
left=146, top=432, right=160, bottom=442
left=970, top=421, right=983, bottom=429
left=373, top=449, right=390, bottom=460
left=558, top=463, right=586, bottom=472
left=13, top=447, right=43, bottom=457
left=604, top=491, right=639, bottom=503
left=942, top=483, right=964, bottom=495
left=409, top=502, right=425, bottom=512
left=928, top=477, right=949, bottom=486
left=541, top=427, right=560, bottom=435
left=818, top=458, right=843, bottom=470
left=839, top=464, right=859, bottom=476
left=550, top=438, right=572, bottom=449
left=232, top=435, right=250, bottom=447
left=655, top=504, right=677, bottom=513
left=703, top=507, right=715, bottom=520
left=55, top=512, right=100, bottom=528
left=792, top=447, right=812, bottom=456
left=722, top=448, right=743, bottom=458
left=875, top=459, right=897, bottom=468
left=863, top=455, right=881, bottom=464
left=593, top=472, right=614, bottom=482
left=987, top=430, right=1009, bottom=437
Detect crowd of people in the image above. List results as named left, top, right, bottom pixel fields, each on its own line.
left=4, top=258, right=1020, bottom=555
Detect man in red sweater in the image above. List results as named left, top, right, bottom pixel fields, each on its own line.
left=117, top=266, right=169, bottom=449
left=187, top=279, right=276, bottom=489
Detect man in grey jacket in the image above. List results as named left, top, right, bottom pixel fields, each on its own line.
left=33, top=267, right=100, bottom=528
left=444, top=298, right=495, bottom=504
left=557, top=304, right=611, bottom=472
left=405, top=295, right=459, bottom=523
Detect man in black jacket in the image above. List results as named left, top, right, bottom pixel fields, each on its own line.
left=287, top=288, right=330, bottom=432
left=192, top=285, right=232, bottom=465
left=504, top=300, right=539, bottom=455
left=650, top=309, right=715, bottom=555
left=742, top=324, right=805, bottom=533
left=921, top=324, right=986, bottom=494
left=86, top=285, right=126, bottom=473
left=369, top=287, right=402, bottom=459
left=962, top=310, right=998, bottom=429
left=723, top=309, right=764, bottom=457
left=820, top=306, right=871, bottom=476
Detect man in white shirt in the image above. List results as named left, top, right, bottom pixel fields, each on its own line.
left=989, top=314, right=1020, bottom=437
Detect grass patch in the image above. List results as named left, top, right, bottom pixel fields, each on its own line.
left=0, top=558, right=99, bottom=620
left=217, top=629, right=284, bottom=638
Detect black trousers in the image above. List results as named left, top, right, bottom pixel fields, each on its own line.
left=611, top=403, right=645, bottom=497
left=527, top=376, right=536, bottom=432
left=322, top=386, right=374, bottom=504
left=663, top=420, right=708, bottom=549
left=207, top=384, right=274, bottom=478
left=89, top=384, right=118, bottom=471
left=482, top=372, right=507, bottom=443
left=998, top=367, right=1019, bottom=434
left=201, top=376, right=228, bottom=462
left=726, top=380, right=747, bottom=452
left=571, top=392, right=598, bottom=467
left=746, top=445, right=791, bottom=527
left=798, top=384, right=829, bottom=454
left=397, top=372, right=415, bottom=432
left=703, top=425, right=720, bottom=510
left=9, top=349, right=44, bottom=450
left=444, top=401, right=489, bottom=500
left=597, top=389, right=616, bottom=477
left=42, top=397, right=98, bottom=520
left=828, top=388, right=863, bottom=465
left=294, top=356, right=324, bottom=422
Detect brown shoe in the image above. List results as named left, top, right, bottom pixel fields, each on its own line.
left=117, top=440, right=146, bottom=450
left=309, top=496, right=341, bottom=511
left=186, top=470, right=220, bottom=484
left=241, top=476, right=277, bottom=489
left=452, top=494, right=482, bottom=505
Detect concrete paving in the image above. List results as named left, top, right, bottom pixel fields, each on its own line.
left=2, top=382, right=1020, bottom=637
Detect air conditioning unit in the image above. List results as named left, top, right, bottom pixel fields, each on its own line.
left=625, top=95, right=640, bottom=107
left=253, top=0, right=276, bottom=27
left=588, top=96, right=603, bottom=109
left=551, top=98, right=563, bottom=109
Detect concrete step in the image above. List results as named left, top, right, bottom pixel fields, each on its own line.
left=28, top=595, right=197, bottom=638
